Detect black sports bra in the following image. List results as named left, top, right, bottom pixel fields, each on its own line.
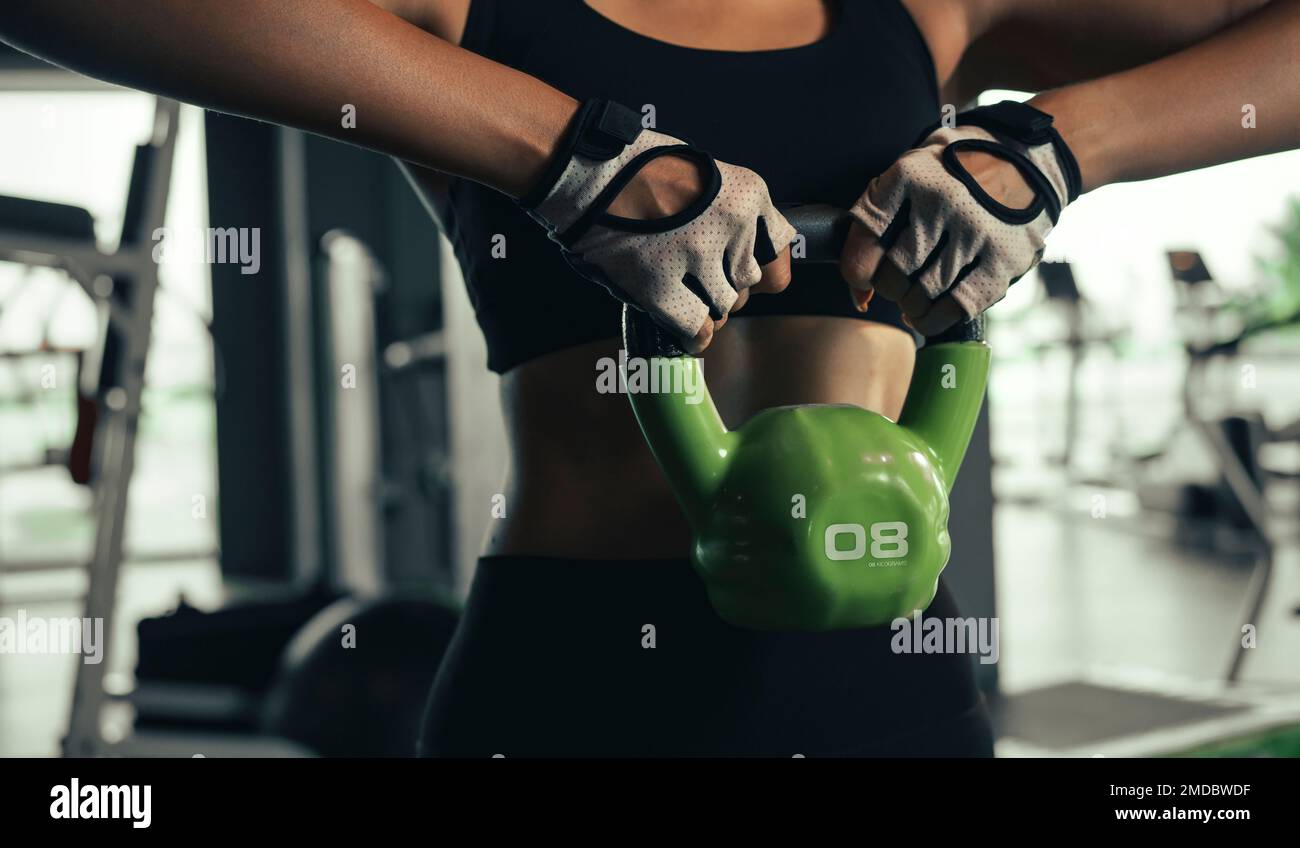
left=448, top=0, right=939, bottom=373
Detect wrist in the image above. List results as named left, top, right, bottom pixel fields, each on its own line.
left=511, top=100, right=581, bottom=199
left=1029, top=87, right=1120, bottom=194
left=517, top=98, right=646, bottom=215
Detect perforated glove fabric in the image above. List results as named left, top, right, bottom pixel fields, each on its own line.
left=523, top=100, right=795, bottom=341
left=849, top=101, right=1081, bottom=319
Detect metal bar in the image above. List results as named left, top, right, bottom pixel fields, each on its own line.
left=1183, top=356, right=1276, bottom=684
left=277, top=128, right=324, bottom=588
left=0, top=548, right=218, bottom=574
left=321, top=231, right=385, bottom=596
left=0, top=591, right=87, bottom=607
left=63, top=99, right=182, bottom=758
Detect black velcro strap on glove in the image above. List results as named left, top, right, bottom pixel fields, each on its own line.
left=574, top=100, right=643, bottom=159
left=517, top=99, right=643, bottom=210
left=912, top=101, right=1083, bottom=204
left=958, top=100, right=1056, bottom=146
left=955, top=101, right=1083, bottom=203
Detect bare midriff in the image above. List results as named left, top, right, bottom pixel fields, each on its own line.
left=485, top=316, right=915, bottom=558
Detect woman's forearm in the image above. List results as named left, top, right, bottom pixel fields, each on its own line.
left=1030, top=0, right=1300, bottom=192
left=0, top=0, right=576, bottom=197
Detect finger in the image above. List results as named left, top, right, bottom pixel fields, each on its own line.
left=647, top=295, right=709, bottom=350
left=686, top=318, right=715, bottom=354
left=729, top=247, right=763, bottom=290
left=730, top=287, right=751, bottom=314
left=851, top=287, right=875, bottom=313
left=665, top=280, right=720, bottom=354
left=898, top=232, right=950, bottom=319
left=839, top=220, right=885, bottom=298
left=898, top=279, right=933, bottom=319
left=756, top=209, right=797, bottom=263
left=687, top=267, right=739, bottom=351
left=908, top=295, right=968, bottom=337
left=844, top=169, right=909, bottom=291
left=943, top=264, right=1004, bottom=322
left=872, top=256, right=913, bottom=303
left=755, top=246, right=792, bottom=294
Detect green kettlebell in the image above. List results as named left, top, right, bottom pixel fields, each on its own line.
left=621, top=205, right=991, bottom=631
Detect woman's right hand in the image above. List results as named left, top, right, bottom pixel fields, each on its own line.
left=520, top=100, right=794, bottom=353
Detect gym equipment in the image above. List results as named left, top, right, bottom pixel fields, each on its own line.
left=0, top=270, right=89, bottom=478
left=1031, top=261, right=1128, bottom=480
left=621, top=204, right=991, bottom=630
left=1, top=76, right=457, bottom=757
left=1183, top=338, right=1288, bottom=682
left=319, top=230, right=454, bottom=592
left=115, top=230, right=460, bottom=758
left=130, top=591, right=341, bottom=733
left=260, top=594, right=460, bottom=757
left=106, top=230, right=456, bottom=757
left=0, top=95, right=182, bottom=756
left=1137, top=244, right=1300, bottom=681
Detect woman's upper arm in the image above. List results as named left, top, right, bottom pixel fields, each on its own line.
left=952, top=0, right=1275, bottom=99
left=369, top=0, right=473, bottom=45
left=367, top=0, right=477, bottom=202
left=899, top=0, right=992, bottom=105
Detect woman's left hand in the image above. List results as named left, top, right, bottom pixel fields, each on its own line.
left=839, top=101, right=1082, bottom=335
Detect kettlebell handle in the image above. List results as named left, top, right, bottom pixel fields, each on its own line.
left=620, top=203, right=993, bottom=514
left=622, top=204, right=984, bottom=357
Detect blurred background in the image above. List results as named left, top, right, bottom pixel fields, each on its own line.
left=0, top=54, right=1296, bottom=757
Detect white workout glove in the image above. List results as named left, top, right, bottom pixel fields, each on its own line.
left=848, top=101, right=1082, bottom=322
left=519, top=99, right=795, bottom=342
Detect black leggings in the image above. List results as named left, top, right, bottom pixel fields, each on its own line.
left=420, top=555, right=994, bottom=757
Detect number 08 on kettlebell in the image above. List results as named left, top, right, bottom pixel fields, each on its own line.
left=621, top=205, right=991, bottom=631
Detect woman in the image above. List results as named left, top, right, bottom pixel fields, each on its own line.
left=6, top=0, right=1296, bottom=756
